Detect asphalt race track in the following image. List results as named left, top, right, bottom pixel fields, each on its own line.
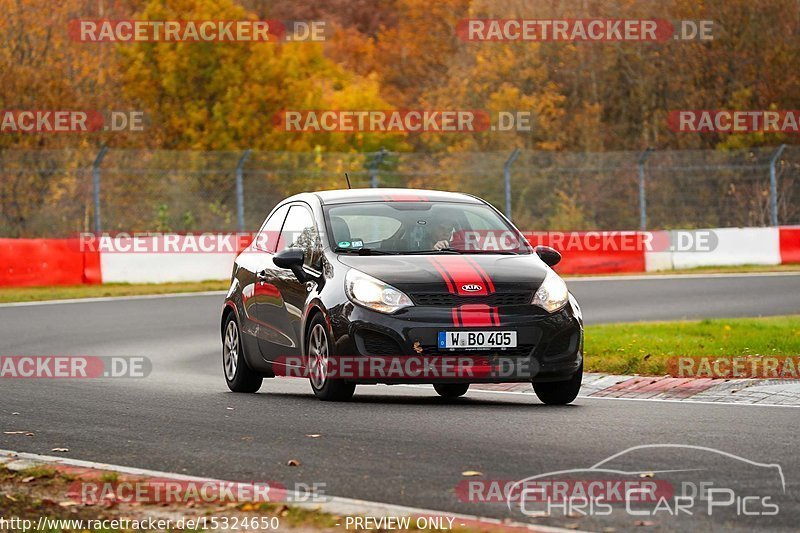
left=2, top=273, right=799, bottom=531
left=568, top=272, right=800, bottom=324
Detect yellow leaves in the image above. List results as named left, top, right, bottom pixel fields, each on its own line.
left=4, top=0, right=794, bottom=158
left=112, top=0, right=403, bottom=152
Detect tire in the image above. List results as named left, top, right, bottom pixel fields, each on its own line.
left=306, top=316, right=355, bottom=401
left=433, top=383, right=470, bottom=398
left=223, top=313, right=263, bottom=393
left=532, top=364, right=582, bottom=405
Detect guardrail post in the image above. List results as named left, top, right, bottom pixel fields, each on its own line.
left=235, top=149, right=251, bottom=232
left=503, top=148, right=521, bottom=219
left=769, top=144, right=786, bottom=227
left=637, top=147, right=654, bottom=231
left=92, top=145, right=109, bottom=233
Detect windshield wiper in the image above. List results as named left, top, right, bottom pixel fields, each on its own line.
left=403, top=248, right=522, bottom=255
left=403, top=248, right=462, bottom=254
left=334, top=247, right=396, bottom=255
left=461, top=250, right=521, bottom=255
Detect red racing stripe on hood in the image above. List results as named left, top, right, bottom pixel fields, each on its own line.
left=426, top=256, right=500, bottom=327
left=433, top=255, right=492, bottom=296
left=463, top=256, right=496, bottom=293
left=428, top=256, right=456, bottom=293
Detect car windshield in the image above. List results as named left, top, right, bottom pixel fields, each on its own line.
left=324, top=201, right=532, bottom=254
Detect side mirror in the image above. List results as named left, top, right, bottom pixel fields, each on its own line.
left=273, top=248, right=308, bottom=282
left=535, top=245, right=562, bottom=267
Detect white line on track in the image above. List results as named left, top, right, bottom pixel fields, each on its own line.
left=429, top=385, right=800, bottom=408
left=0, top=290, right=227, bottom=308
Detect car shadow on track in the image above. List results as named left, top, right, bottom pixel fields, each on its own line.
left=247, top=390, right=580, bottom=408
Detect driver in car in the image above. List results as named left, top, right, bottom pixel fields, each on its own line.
left=429, top=215, right=456, bottom=251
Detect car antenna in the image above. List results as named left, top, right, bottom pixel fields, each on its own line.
left=344, top=172, right=352, bottom=189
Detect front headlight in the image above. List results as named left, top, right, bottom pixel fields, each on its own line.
left=532, top=268, right=569, bottom=313
left=345, top=269, right=414, bottom=314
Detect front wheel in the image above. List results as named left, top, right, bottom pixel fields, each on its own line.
left=223, top=314, right=262, bottom=393
left=532, top=364, right=582, bottom=405
left=307, top=316, right=355, bottom=401
left=433, top=383, right=469, bottom=398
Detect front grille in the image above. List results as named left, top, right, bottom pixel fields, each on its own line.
left=358, top=330, right=403, bottom=355
left=410, top=292, right=531, bottom=307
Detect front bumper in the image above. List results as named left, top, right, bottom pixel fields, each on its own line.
left=328, top=299, right=583, bottom=384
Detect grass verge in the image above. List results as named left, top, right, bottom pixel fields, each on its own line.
left=584, top=315, right=800, bottom=375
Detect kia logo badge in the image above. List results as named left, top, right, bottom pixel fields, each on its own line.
left=462, top=284, right=482, bottom=292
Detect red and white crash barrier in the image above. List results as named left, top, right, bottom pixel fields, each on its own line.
left=0, top=238, right=101, bottom=287
left=94, top=233, right=244, bottom=284
left=779, top=226, right=800, bottom=264
left=645, top=227, right=783, bottom=271
left=1, top=227, right=799, bottom=286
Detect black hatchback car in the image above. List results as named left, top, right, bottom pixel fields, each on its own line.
left=221, top=189, right=583, bottom=403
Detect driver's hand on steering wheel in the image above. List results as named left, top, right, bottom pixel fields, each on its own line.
left=433, top=240, right=449, bottom=250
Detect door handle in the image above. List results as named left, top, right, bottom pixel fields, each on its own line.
left=257, top=270, right=268, bottom=283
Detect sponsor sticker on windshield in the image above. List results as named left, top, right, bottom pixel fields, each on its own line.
left=337, top=239, right=364, bottom=249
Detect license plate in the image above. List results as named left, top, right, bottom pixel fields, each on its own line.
left=438, top=331, right=517, bottom=350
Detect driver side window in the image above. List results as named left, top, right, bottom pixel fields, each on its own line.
left=255, top=204, right=289, bottom=253
left=279, top=205, right=321, bottom=267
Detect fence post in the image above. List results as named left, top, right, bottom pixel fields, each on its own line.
left=368, top=147, right=388, bottom=188
left=503, top=148, right=521, bottom=219
left=235, top=149, right=251, bottom=232
left=769, top=144, right=786, bottom=227
left=637, top=147, right=654, bottom=231
left=92, top=145, right=109, bottom=233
